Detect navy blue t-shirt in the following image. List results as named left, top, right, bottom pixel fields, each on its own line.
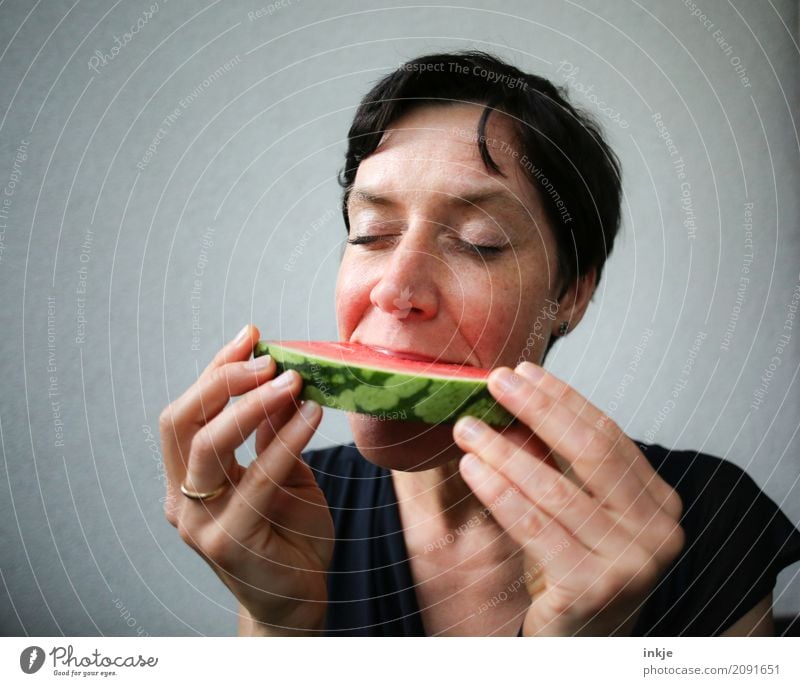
left=300, top=441, right=800, bottom=636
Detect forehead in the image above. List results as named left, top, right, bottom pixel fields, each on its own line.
left=353, top=104, right=537, bottom=205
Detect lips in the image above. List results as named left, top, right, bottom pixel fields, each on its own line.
left=361, top=344, right=468, bottom=366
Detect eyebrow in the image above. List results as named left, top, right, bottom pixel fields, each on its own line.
left=347, top=187, right=533, bottom=222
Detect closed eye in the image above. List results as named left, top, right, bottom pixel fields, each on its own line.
left=456, top=240, right=505, bottom=257
left=345, top=234, right=393, bottom=247
left=346, top=234, right=505, bottom=258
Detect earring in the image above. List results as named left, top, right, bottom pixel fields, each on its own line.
left=558, top=322, right=569, bottom=336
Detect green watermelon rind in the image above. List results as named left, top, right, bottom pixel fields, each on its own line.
left=253, top=341, right=515, bottom=427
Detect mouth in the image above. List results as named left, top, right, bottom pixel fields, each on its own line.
left=361, top=344, right=469, bottom=366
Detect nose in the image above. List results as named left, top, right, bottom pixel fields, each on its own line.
left=369, top=230, right=439, bottom=321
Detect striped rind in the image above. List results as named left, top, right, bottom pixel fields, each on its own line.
left=254, top=340, right=514, bottom=426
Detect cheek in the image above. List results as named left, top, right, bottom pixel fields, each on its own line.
left=335, top=255, right=372, bottom=337
left=471, top=281, right=526, bottom=363
left=471, top=267, right=553, bottom=366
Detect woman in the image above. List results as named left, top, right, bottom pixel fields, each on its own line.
left=159, top=52, right=800, bottom=636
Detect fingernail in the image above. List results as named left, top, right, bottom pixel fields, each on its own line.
left=494, top=368, right=523, bottom=394
left=300, top=400, right=320, bottom=419
left=271, top=370, right=296, bottom=388
left=460, top=453, right=482, bottom=475
left=516, top=361, right=544, bottom=383
left=455, top=416, right=486, bottom=441
left=233, top=325, right=250, bottom=346
left=244, top=355, right=272, bottom=371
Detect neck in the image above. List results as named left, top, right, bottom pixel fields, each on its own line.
left=391, top=459, right=474, bottom=524
left=392, top=457, right=523, bottom=573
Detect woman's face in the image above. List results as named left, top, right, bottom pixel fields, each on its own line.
left=335, top=103, right=577, bottom=471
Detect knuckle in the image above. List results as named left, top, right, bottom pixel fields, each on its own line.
left=163, top=495, right=180, bottom=528
left=204, top=366, right=235, bottom=400
left=492, top=440, right=517, bottom=468
left=164, top=508, right=179, bottom=529
left=613, top=548, right=659, bottom=597
left=523, top=388, right=552, bottom=415
left=553, top=383, right=574, bottom=405
left=531, top=371, right=557, bottom=395
left=594, top=569, right=626, bottom=600
left=661, top=521, right=686, bottom=561
left=602, top=417, right=623, bottom=442
left=176, top=520, right=197, bottom=548
left=544, top=588, right=573, bottom=617
left=158, top=406, right=175, bottom=433
left=521, top=509, right=543, bottom=539
left=190, top=428, right=216, bottom=458
left=542, top=477, right=575, bottom=512
left=664, top=488, right=684, bottom=521
left=585, top=428, right=610, bottom=454
left=247, top=461, right=273, bottom=490
left=594, top=412, right=613, bottom=432
left=209, top=349, right=227, bottom=369
left=208, top=365, right=229, bottom=387
left=242, top=387, right=271, bottom=416
left=201, top=531, right=233, bottom=565
left=629, top=557, right=660, bottom=595
left=177, top=523, right=232, bottom=566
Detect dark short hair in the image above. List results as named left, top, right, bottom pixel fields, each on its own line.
left=339, top=50, right=623, bottom=357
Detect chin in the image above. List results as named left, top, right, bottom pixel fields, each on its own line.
left=346, top=413, right=464, bottom=471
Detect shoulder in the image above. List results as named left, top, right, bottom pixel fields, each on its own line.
left=632, top=440, right=800, bottom=635
left=636, top=440, right=759, bottom=505
left=634, top=440, right=792, bottom=526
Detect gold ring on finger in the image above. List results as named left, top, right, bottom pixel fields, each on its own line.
left=180, top=480, right=229, bottom=502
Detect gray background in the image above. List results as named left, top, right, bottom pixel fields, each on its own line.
left=1, top=0, right=798, bottom=636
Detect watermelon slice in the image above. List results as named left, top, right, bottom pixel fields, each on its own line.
left=252, top=340, right=515, bottom=426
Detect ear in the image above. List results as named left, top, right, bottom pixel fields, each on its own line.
left=554, top=266, right=597, bottom=336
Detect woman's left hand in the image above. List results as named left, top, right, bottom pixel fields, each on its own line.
left=452, top=361, right=686, bottom=636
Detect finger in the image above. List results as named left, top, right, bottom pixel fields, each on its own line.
left=201, top=324, right=260, bottom=378
left=160, top=357, right=284, bottom=497
left=184, top=371, right=304, bottom=494
left=460, top=453, right=665, bottom=635
left=255, top=401, right=299, bottom=454
left=458, top=452, right=598, bottom=589
left=179, top=399, right=322, bottom=535
left=515, top=362, right=680, bottom=519
left=235, top=401, right=323, bottom=514
left=454, top=417, right=634, bottom=560
left=170, top=357, right=282, bottom=432
left=515, top=362, right=623, bottom=442
left=491, top=421, right=556, bottom=469
left=487, top=371, right=684, bottom=561
left=490, top=421, right=581, bottom=487
left=488, top=368, right=664, bottom=518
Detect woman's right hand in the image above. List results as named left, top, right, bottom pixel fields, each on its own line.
left=159, top=324, right=334, bottom=635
